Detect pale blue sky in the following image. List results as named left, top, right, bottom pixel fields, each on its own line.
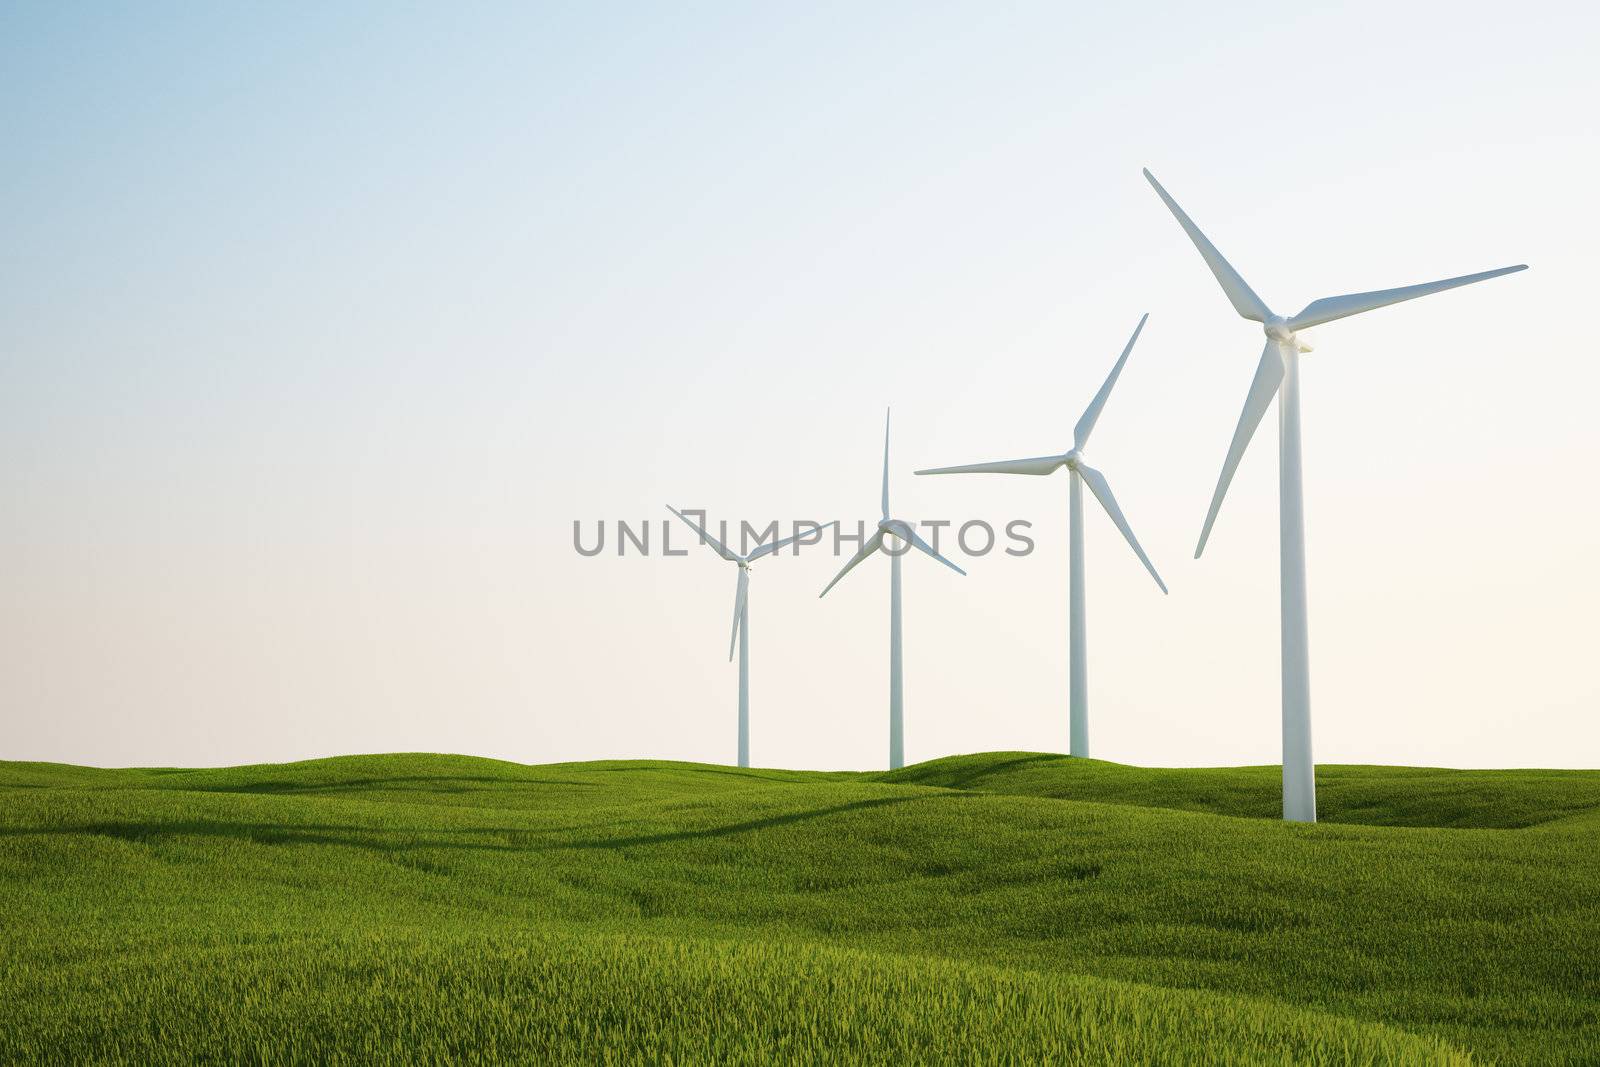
left=3, top=2, right=1596, bottom=768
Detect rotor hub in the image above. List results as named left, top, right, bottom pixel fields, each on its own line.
left=1064, top=450, right=1083, bottom=470
left=1264, top=317, right=1294, bottom=343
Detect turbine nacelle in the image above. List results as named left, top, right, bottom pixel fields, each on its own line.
left=878, top=518, right=939, bottom=558
left=1262, top=317, right=1314, bottom=353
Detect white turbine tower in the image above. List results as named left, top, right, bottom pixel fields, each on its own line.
left=668, top=507, right=836, bottom=769
left=1144, top=167, right=1526, bottom=823
left=819, top=410, right=966, bottom=770
left=915, top=314, right=1167, bottom=759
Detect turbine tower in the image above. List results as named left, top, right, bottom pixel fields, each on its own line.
left=668, top=507, right=836, bottom=768
left=820, top=410, right=966, bottom=770
left=915, top=314, right=1167, bottom=759
left=1144, top=167, right=1526, bottom=823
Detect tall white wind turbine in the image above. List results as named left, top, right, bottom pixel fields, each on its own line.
left=1144, top=167, right=1526, bottom=823
left=915, top=315, right=1167, bottom=759
left=819, top=410, right=966, bottom=770
left=668, top=507, right=836, bottom=769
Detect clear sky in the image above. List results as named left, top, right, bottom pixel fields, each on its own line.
left=3, top=2, right=1596, bottom=770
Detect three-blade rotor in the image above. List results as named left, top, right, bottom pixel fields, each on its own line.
left=668, top=506, right=837, bottom=658
left=913, top=315, right=1167, bottom=594
left=1143, top=168, right=1526, bottom=557
left=820, top=409, right=967, bottom=598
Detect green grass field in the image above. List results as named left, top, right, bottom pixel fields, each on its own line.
left=3, top=752, right=1597, bottom=1064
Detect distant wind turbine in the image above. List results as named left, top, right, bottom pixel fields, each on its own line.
left=819, top=410, right=966, bottom=770
left=916, top=314, right=1166, bottom=759
left=1144, top=167, right=1526, bottom=823
left=668, top=507, right=837, bottom=769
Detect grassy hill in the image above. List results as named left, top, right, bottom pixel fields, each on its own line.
left=3, top=752, right=1596, bottom=1064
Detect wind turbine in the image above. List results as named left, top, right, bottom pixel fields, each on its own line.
left=1143, top=167, right=1526, bottom=823
left=819, top=410, right=966, bottom=770
left=915, top=314, right=1167, bottom=759
left=668, top=507, right=837, bottom=769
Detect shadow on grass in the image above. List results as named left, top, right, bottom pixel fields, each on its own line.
left=565, top=795, right=958, bottom=850
left=581, top=766, right=839, bottom=786
left=177, top=775, right=600, bottom=796
left=887, top=754, right=1067, bottom=791
left=0, top=820, right=530, bottom=854
left=0, top=795, right=961, bottom=858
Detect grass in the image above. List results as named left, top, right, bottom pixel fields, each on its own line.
left=2, top=752, right=1597, bottom=1064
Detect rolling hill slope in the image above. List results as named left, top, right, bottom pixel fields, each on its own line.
left=878, top=751, right=1600, bottom=828
left=3, top=752, right=1596, bottom=1063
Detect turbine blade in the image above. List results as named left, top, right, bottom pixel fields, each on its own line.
left=1143, top=169, right=1271, bottom=323
left=894, top=523, right=967, bottom=577
left=1287, top=264, right=1527, bottom=331
left=881, top=408, right=891, bottom=520
left=667, top=506, right=740, bottom=562
left=1076, top=464, right=1167, bottom=594
left=915, top=455, right=1064, bottom=477
left=1196, top=341, right=1286, bottom=558
left=728, top=569, right=748, bottom=661
left=1075, top=313, right=1149, bottom=450
left=819, top=530, right=885, bottom=598
left=746, top=520, right=840, bottom=562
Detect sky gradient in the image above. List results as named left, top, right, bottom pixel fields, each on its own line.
left=2, top=2, right=1595, bottom=770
